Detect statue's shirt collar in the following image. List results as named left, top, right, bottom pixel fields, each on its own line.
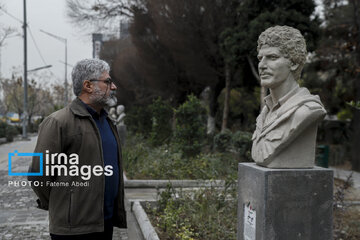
left=264, top=84, right=300, bottom=111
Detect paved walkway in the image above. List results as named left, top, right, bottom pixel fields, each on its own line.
left=331, top=167, right=360, bottom=189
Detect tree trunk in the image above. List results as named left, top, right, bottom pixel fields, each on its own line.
left=200, top=86, right=216, bottom=135
left=207, top=80, right=224, bottom=135
left=247, top=55, right=266, bottom=110
left=221, top=62, right=231, bottom=133
left=207, top=115, right=216, bottom=135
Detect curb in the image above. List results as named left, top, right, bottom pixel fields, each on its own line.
left=132, top=201, right=160, bottom=240
left=124, top=179, right=226, bottom=188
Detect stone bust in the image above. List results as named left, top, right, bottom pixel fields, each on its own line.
left=251, top=25, right=326, bottom=168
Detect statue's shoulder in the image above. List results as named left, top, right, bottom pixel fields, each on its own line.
left=293, top=88, right=326, bottom=112
left=303, top=100, right=324, bottom=110
left=293, top=98, right=326, bottom=124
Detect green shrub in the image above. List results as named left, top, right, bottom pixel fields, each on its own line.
left=124, top=105, right=152, bottom=136
left=231, top=130, right=252, bottom=161
left=213, top=129, right=232, bottom=152
left=146, top=184, right=237, bottom=240
left=0, top=122, right=5, bottom=138
left=173, top=95, right=206, bottom=157
left=0, top=122, right=19, bottom=142
left=337, top=108, right=352, bottom=121
left=213, top=130, right=252, bottom=160
left=150, top=97, right=173, bottom=146
left=122, top=134, right=237, bottom=180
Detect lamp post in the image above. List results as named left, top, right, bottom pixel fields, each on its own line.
left=21, top=1, right=53, bottom=139
left=22, top=0, right=28, bottom=139
left=40, top=29, right=68, bottom=105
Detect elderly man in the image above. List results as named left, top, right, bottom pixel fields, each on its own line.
left=28, top=59, right=126, bottom=239
left=251, top=26, right=326, bottom=168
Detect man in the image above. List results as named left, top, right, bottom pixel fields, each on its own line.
left=28, top=58, right=126, bottom=239
left=251, top=26, right=326, bottom=168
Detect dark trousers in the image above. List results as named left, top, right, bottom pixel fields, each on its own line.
left=50, top=219, right=113, bottom=240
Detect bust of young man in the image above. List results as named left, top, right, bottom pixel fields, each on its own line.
left=251, top=26, right=326, bottom=168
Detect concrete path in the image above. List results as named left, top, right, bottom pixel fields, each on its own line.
left=330, top=167, right=360, bottom=189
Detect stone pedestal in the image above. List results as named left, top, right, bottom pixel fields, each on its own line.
left=237, top=163, right=333, bottom=240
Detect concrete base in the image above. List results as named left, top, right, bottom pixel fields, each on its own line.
left=237, top=163, right=333, bottom=240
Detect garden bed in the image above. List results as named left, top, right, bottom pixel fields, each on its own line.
left=136, top=179, right=360, bottom=240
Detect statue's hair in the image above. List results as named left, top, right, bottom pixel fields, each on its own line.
left=71, top=58, right=110, bottom=96
left=257, top=25, right=307, bottom=80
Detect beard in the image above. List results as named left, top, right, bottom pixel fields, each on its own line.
left=90, top=85, right=117, bottom=107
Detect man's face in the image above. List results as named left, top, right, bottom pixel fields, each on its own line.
left=89, top=71, right=117, bottom=107
left=257, top=46, right=292, bottom=89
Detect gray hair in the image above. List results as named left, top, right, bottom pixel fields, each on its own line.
left=71, top=58, right=110, bottom=96
left=257, top=26, right=307, bottom=80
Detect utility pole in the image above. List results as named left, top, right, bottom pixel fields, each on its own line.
left=22, top=0, right=28, bottom=139
left=40, top=29, right=68, bottom=105
left=65, top=38, right=67, bottom=104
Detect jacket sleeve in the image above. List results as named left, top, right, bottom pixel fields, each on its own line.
left=28, top=116, right=62, bottom=210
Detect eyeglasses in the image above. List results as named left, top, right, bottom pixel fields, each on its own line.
left=89, top=78, right=116, bottom=86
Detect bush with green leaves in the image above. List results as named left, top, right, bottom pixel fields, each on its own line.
left=173, top=95, right=206, bottom=157
left=232, top=130, right=252, bottom=161
left=122, top=134, right=237, bottom=180
left=213, top=129, right=252, bottom=160
left=124, top=105, right=152, bottom=135
left=213, top=129, right=232, bottom=152
left=146, top=183, right=237, bottom=240
left=0, top=121, right=19, bottom=142
left=149, top=97, right=173, bottom=146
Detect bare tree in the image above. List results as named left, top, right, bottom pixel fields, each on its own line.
left=0, top=27, right=17, bottom=78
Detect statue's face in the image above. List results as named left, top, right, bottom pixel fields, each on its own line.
left=257, top=46, right=292, bottom=89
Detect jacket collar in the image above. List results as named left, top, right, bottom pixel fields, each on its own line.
left=69, top=97, right=92, bottom=117
left=70, top=97, right=110, bottom=119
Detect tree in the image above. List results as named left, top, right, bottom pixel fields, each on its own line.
left=0, top=10, right=17, bottom=78
left=0, top=74, right=54, bottom=129
left=304, top=0, right=360, bottom=170
left=67, top=0, right=240, bottom=134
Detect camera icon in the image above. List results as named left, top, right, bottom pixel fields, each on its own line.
left=8, top=150, right=43, bottom=176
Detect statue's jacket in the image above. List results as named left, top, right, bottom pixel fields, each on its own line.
left=251, top=86, right=326, bottom=168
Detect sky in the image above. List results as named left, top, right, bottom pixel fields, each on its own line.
left=0, top=0, right=92, bottom=85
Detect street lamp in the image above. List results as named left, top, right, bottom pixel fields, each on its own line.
left=27, top=64, right=52, bottom=73
left=40, top=29, right=68, bottom=105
